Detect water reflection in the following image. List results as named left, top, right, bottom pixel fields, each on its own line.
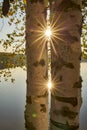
left=25, top=62, right=87, bottom=130
left=80, top=62, right=87, bottom=130
left=0, top=67, right=26, bottom=130
left=0, top=63, right=87, bottom=130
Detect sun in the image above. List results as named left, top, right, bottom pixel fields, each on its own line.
left=47, top=81, right=52, bottom=90
left=45, top=26, right=52, bottom=39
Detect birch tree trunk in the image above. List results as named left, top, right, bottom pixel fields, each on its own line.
left=50, top=0, right=82, bottom=130
left=25, top=1, right=48, bottom=130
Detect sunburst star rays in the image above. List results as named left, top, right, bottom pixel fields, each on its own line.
left=30, top=15, right=67, bottom=59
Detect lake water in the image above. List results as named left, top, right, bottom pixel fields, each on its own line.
left=0, top=67, right=26, bottom=130
left=0, top=63, right=87, bottom=130
left=80, top=62, right=87, bottom=130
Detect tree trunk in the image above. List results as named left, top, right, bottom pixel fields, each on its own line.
left=50, top=0, right=82, bottom=130
left=25, top=1, right=48, bottom=130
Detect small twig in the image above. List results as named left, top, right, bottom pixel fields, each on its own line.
left=16, top=42, right=24, bottom=49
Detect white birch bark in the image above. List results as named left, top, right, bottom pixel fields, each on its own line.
left=25, top=1, right=48, bottom=130
left=50, top=0, right=82, bottom=130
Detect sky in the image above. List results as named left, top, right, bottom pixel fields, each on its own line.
left=0, top=0, right=86, bottom=53
left=0, top=0, right=16, bottom=52
left=0, top=0, right=25, bottom=52
left=0, top=18, right=18, bottom=52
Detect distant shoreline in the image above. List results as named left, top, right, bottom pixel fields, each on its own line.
left=0, top=52, right=87, bottom=62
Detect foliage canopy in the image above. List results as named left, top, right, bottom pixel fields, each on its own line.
left=0, top=0, right=87, bottom=59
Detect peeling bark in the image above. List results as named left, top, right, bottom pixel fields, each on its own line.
left=50, top=119, right=79, bottom=130
left=52, top=95, right=78, bottom=107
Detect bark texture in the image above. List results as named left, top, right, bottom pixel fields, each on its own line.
left=50, top=0, right=82, bottom=130
left=25, top=1, right=48, bottom=130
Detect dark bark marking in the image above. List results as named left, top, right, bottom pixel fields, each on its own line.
left=25, top=121, right=36, bottom=130
left=70, top=14, right=75, bottom=18
left=26, top=79, right=29, bottom=85
left=65, top=63, right=74, bottom=69
left=33, top=59, right=45, bottom=67
left=73, top=76, right=82, bottom=88
left=73, top=81, right=82, bottom=88
left=33, top=61, right=39, bottom=67
left=51, top=60, right=63, bottom=70
left=30, top=0, right=44, bottom=4
left=61, top=106, right=78, bottom=119
left=50, top=119, right=79, bottom=130
left=39, top=59, right=45, bottom=66
left=37, top=23, right=41, bottom=27
left=26, top=96, right=32, bottom=104
left=40, top=104, right=46, bottom=112
left=52, top=57, right=74, bottom=70
left=37, top=91, right=48, bottom=98
left=53, top=106, right=78, bottom=119
left=57, top=0, right=81, bottom=12
left=60, top=31, right=79, bottom=43
left=69, top=36, right=79, bottom=43
left=52, top=95, right=78, bottom=107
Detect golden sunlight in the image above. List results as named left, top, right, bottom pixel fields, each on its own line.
left=45, top=26, right=52, bottom=39
left=31, top=11, right=65, bottom=59
left=47, top=81, right=52, bottom=90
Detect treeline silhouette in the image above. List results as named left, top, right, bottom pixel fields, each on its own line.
left=0, top=52, right=26, bottom=69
